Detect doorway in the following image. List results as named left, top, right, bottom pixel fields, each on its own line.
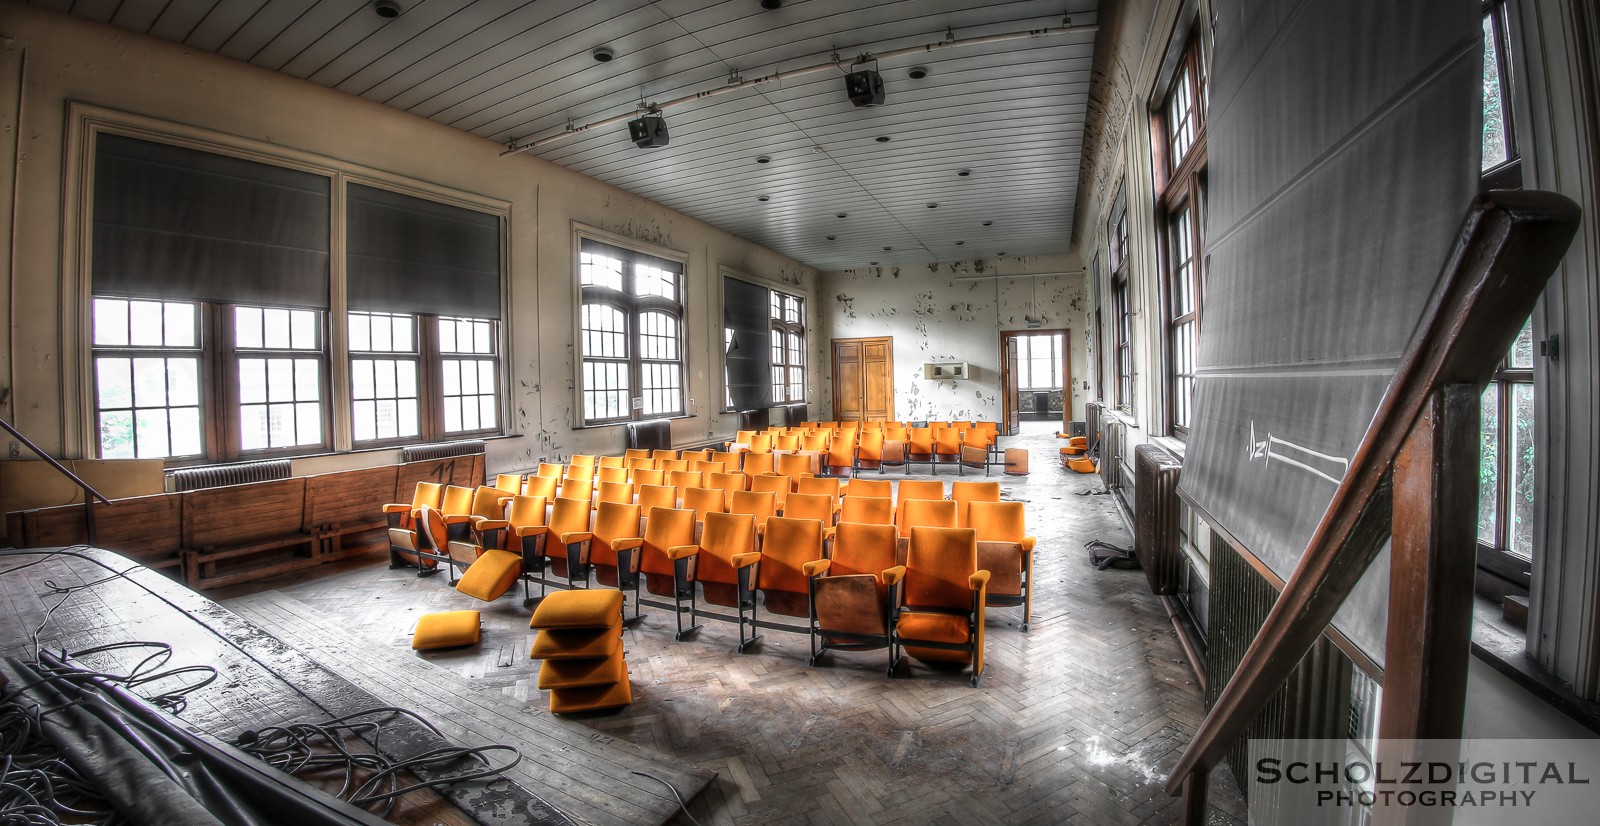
left=1000, top=330, right=1070, bottom=436
left=831, top=337, right=894, bottom=422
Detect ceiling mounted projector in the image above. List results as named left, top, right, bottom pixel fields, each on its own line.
left=845, top=69, right=886, bottom=107
left=627, top=114, right=670, bottom=148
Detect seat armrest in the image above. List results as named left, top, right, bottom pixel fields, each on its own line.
left=969, top=569, right=992, bottom=589
left=474, top=519, right=509, bottom=531
left=666, top=544, right=701, bottom=561
left=822, top=525, right=836, bottom=541
left=1022, top=536, right=1037, bottom=552
left=613, top=537, right=644, bottom=551
left=382, top=504, right=409, bottom=514
left=731, top=552, right=761, bottom=569
left=558, top=530, right=593, bottom=545
left=881, top=565, right=907, bottom=586
left=802, top=559, right=831, bottom=577
left=442, top=514, right=472, bottom=525
left=513, top=525, right=547, bottom=538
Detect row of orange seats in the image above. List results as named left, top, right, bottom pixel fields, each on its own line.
left=384, top=476, right=1036, bottom=630
left=397, top=490, right=1032, bottom=686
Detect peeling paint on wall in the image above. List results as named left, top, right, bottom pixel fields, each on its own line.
left=819, top=255, right=1090, bottom=422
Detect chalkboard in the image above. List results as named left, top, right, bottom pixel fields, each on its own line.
left=1177, top=0, right=1483, bottom=668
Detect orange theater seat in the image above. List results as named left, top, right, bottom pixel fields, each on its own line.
left=895, top=526, right=988, bottom=686
left=806, top=521, right=904, bottom=674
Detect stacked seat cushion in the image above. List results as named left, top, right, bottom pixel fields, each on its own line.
left=528, top=589, right=631, bottom=713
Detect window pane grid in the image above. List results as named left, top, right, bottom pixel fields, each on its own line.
left=579, top=243, right=687, bottom=424
left=767, top=290, right=806, bottom=404
left=93, top=297, right=204, bottom=459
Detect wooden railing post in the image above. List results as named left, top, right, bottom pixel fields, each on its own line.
left=1372, top=383, right=1481, bottom=826
left=1161, top=192, right=1581, bottom=801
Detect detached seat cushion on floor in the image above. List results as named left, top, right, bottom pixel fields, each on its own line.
left=412, top=610, right=481, bottom=650
left=454, top=549, right=524, bottom=601
left=530, top=588, right=624, bottom=629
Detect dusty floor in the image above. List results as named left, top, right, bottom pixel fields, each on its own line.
left=218, top=421, right=1247, bottom=824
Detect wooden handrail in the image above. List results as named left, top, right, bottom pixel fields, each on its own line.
left=1, top=416, right=114, bottom=544
left=1164, top=190, right=1582, bottom=798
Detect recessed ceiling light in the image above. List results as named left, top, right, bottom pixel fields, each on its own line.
left=760, top=0, right=784, bottom=9
left=955, top=241, right=965, bottom=246
left=836, top=212, right=847, bottom=218
left=373, top=0, right=402, bottom=19
left=758, top=196, right=769, bottom=202
left=997, top=251, right=1007, bottom=256
left=957, top=169, right=971, bottom=177
left=592, top=46, right=615, bottom=62
left=883, top=246, right=892, bottom=251
left=926, top=203, right=937, bottom=208
left=875, top=136, right=891, bottom=143
left=982, top=221, right=993, bottom=227
left=908, top=66, right=929, bottom=80
left=756, top=155, right=771, bottom=164
left=826, top=235, right=836, bottom=240
left=870, top=261, right=879, bottom=265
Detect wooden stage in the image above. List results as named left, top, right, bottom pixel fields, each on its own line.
left=0, top=546, right=713, bottom=826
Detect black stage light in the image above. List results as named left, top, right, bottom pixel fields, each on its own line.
left=627, top=115, right=669, bottom=148
left=845, top=69, right=886, bottom=107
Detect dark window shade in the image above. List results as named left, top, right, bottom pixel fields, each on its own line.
left=347, top=184, right=501, bottom=319
left=581, top=237, right=684, bottom=277
left=723, top=276, right=772, bottom=412
left=92, top=133, right=331, bottom=308
left=1174, top=0, right=1482, bottom=666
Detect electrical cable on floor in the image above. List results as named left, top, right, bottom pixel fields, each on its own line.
left=1, top=547, right=542, bottom=824
left=232, top=706, right=524, bottom=818
left=630, top=771, right=704, bottom=826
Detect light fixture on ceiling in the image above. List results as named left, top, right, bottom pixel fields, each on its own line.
left=874, top=136, right=891, bottom=143
left=372, top=0, right=401, bottom=19
left=957, top=169, right=971, bottom=177
left=760, top=0, right=784, bottom=9
left=908, top=66, right=929, bottom=80
left=870, top=261, right=880, bottom=266
left=758, top=196, right=770, bottom=202
left=627, top=111, right=669, bottom=148
left=836, top=212, right=848, bottom=218
left=982, top=221, right=993, bottom=226
left=756, top=155, right=771, bottom=164
left=926, top=203, right=937, bottom=208
left=846, top=60, right=886, bottom=107
left=883, top=246, right=892, bottom=251
left=592, top=46, right=615, bottom=62
left=826, top=235, right=836, bottom=240
left=955, top=241, right=965, bottom=246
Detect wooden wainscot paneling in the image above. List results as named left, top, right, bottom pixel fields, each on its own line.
left=180, top=478, right=313, bottom=589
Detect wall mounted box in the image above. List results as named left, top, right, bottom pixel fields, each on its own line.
left=922, top=362, right=968, bottom=380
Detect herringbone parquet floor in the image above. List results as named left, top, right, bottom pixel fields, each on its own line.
left=217, top=422, right=1247, bottom=825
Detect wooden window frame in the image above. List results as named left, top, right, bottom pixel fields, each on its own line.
left=1153, top=31, right=1209, bottom=438
left=577, top=239, right=687, bottom=426
left=770, top=292, right=806, bottom=405
left=91, top=297, right=339, bottom=465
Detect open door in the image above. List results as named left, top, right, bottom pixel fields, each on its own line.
left=831, top=337, right=893, bottom=422
left=1000, top=330, right=1070, bottom=435
left=1002, top=336, right=1020, bottom=436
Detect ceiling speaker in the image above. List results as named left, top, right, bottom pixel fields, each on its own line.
left=627, top=115, right=669, bottom=148
left=845, top=69, right=886, bottom=107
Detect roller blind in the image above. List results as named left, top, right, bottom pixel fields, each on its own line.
left=1175, top=0, right=1482, bottom=665
left=92, top=133, right=330, bottom=308
left=723, top=276, right=773, bottom=412
left=346, top=183, right=501, bottom=319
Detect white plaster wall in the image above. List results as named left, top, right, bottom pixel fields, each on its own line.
left=819, top=253, right=1091, bottom=424
left=0, top=4, right=816, bottom=485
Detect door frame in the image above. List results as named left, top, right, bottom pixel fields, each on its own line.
left=830, top=336, right=894, bottom=422
left=1000, top=329, right=1072, bottom=431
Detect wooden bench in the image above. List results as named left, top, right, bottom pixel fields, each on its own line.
left=181, top=477, right=315, bottom=589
